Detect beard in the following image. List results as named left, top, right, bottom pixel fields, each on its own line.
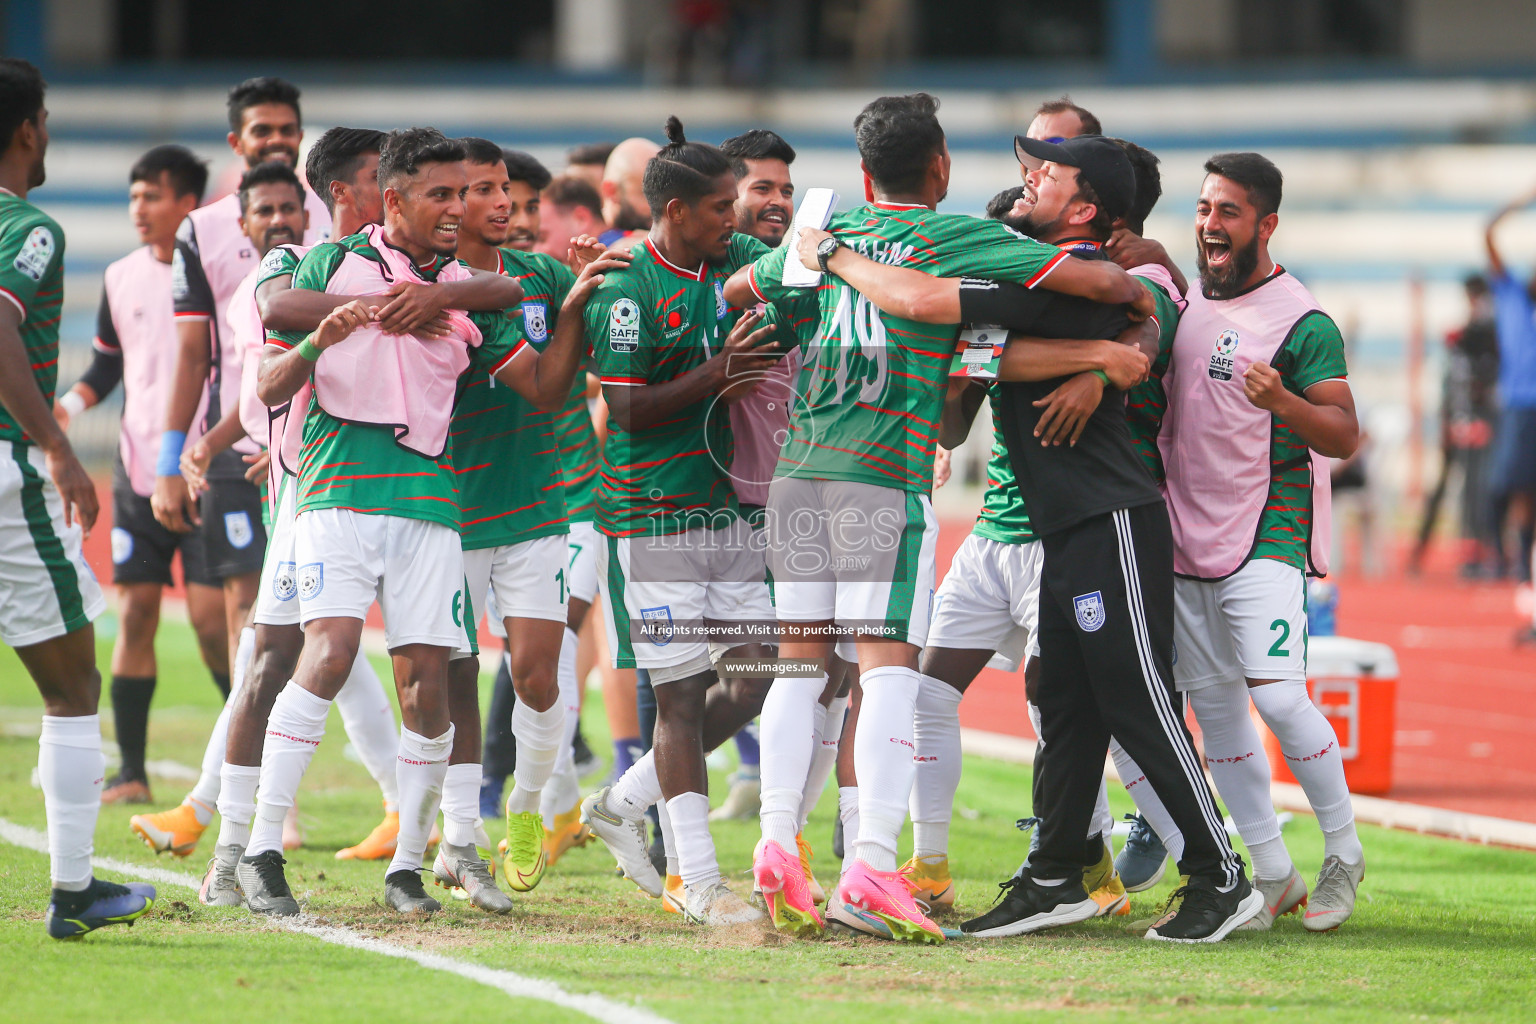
left=613, top=197, right=651, bottom=232
left=262, top=226, right=297, bottom=250
left=1197, top=230, right=1261, bottom=299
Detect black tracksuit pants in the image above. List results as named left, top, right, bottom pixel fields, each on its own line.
left=1030, top=501, right=1245, bottom=888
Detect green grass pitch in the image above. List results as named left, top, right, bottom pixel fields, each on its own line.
left=1, top=614, right=1533, bottom=1022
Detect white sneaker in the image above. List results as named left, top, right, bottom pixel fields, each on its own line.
left=683, top=880, right=766, bottom=927
left=580, top=787, right=662, bottom=897
left=1303, top=855, right=1364, bottom=932
left=1237, top=867, right=1309, bottom=931
left=707, top=775, right=760, bottom=822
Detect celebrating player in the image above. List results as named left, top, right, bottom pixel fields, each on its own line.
left=53, top=145, right=234, bottom=808
left=728, top=93, right=1152, bottom=942
left=0, top=57, right=157, bottom=938
left=578, top=118, right=786, bottom=927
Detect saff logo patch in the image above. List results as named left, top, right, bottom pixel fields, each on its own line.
left=224, top=511, right=254, bottom=549
left=13, top=225, right=54, bottom=282
left=272, top=561, right=298, bottom=602
left=639, top=605, right=674, bottom=646
left=1073, top=591, right=1106, bottom=632
left=609, top=297, right=640, bottom=352
left=1209, top=329, right=1238, bottom=381
left=521, top=301, right=548, bottom=343
left=298, top=562, right=324, bottom=601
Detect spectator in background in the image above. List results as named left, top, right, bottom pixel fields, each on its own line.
left=1483, top=191, right=1536, bottom=587
left=565, top=142, right=615, bottom=193
left=536, top=174, right=607, bottom=262
left=1412, top=274, right=1501, bottom=577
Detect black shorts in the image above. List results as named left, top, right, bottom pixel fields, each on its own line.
left=196, top=468, right=268, bottom=581
left=110, top=462, right=216, bottom=587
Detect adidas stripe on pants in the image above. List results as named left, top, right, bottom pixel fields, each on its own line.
left=1029, top=501, right=1243, bottom=888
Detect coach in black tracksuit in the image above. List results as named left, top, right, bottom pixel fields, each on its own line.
left=958, top=135, right=1258, bottom=942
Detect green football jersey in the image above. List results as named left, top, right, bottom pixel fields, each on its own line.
left=0, top=193, right=65, bottom=443
left=1124, top=278, right=1182, bottom=484
left=1253, top=310, right=1348, bottom=570
left=970, top=391, right=1035, bottom=545
left=452, top=248, right=573, bottom=550
left=747, top=203, right=1066, bottom=493
left=270, top=232, right=519, bottom=528
left=587, top=233, right=770, bottom=537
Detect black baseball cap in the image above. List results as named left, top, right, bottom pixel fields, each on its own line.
left=1013, top=134, right=1136, bottom=223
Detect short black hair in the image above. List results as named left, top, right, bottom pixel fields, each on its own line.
left=854, top=93, right=945, bottom=195
left=985, top=186, right=1025, bottom=222
left=237, top=160, right=303, bottom=216
left=130, top=144, right=208, bottom=203
left=226, top=76, right=301, bottom=135
left=0, top=58, right=46, bottom=157
left=1111, top=137, right=1162, bottom=234
left=305, top=126, right=385, bottom=215
left=1035, top=96, right=1102, bottom=136
left=545, top=174, right=603, bottom=220
left=718, top=129, right=797, bottom=179
left=377, top=127, right=466, bottom=191
left=1069, top=173, right=1115, bottom=243
left=503, top=149, right=552, bottom=191
left=567, top=141, right=616, bottom=168
left=642, top=117, right=733, bottom=214
left=1463, top=273, right=1489, bottom=297
left=1204, top=151, right=1283, bottom=219
left=460, top=136, right=504, bottom=168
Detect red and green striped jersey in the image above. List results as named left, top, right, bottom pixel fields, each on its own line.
left=586, top=233, right=770, bottom=537
left=452, top=247, right=572, bottom=550
left=0, top=193, right=65, bottom=443
left=746, top=203, right=1065, bottom=493
left=971, top=392, right=1035, bottom=545
left=1124, top=279, right=1182, bottom=484
left=1254, top=311, right=1347, bottom=570
left=272, top=232, right=519, bottom=528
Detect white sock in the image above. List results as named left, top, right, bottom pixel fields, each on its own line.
left=333, top=647, right=399, bottom=812
left=388, top=725, right=454, bottom=876
left=1247, top=678, right=1362, bottom=863
left=39, top=715, right=103, bottom=890
left=910, top=674, right=963, bottom=858
left=853, top=665, right=921, bottom=872
left=248, top=683, right=330, bottom=857
left=216, top=763, right=260, bottom=848
left=507, top=697, right=565, bottom=813
left=1091, top=775, right=1114, bottom=843
left=186, top=627, right=255, bottom=817
left=667, top=791, right=718, bottom=889
left=1109, top=738, right=1185, bottom=862
left=609, top=748, right=661, bottom=819
left=798, top=693, right=848, bottom=830
left=655, top=793, right=679, bottom=876
left=758, top=674, right=826, bottom=851
left=440, top=762, right=482, bottom=848
left=838, top=786, right=860, bottom=873
left=1188, top=682, right=1293, bottom=878
left=540, top=627, right=582, bottom=821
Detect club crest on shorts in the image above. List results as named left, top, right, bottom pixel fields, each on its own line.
left=521, top=301, right=548, bottom=343
left=609, top=297, right=640, bottom=352
left=111, top=527, right=133, bottom=565
left=1209, top=329, right=1239, bottom=381
left=298, top=562, right=324, bottom=601
left=272, top=561, right=297, bottom=602
left=639, top=605, right=674, bottom=646
left=224, top=510, right=254, bottom=549
left=1073, top=591, right=1106, bottom=632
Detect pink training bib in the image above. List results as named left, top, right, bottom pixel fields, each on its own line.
left=1159, top=269, right=1332, bottom=580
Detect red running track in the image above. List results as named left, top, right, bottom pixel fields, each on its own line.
left=80, top=486, right=1536, bottom=824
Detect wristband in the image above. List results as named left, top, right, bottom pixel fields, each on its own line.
left=296, top=335, right=322, bottom=362
left=58, top=390, right=87, bottom=419
left=1090, top=369, right=1111, bottom=386
left=157, top=430, right=186, bottom=477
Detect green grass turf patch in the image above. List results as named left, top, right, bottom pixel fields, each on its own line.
left=1, top=616, right=1534, bottom=1022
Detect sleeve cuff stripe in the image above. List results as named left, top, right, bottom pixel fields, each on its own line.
left=92, top=337, right=120, bottom=353
left=747, top=267, right=769, bottom=305
left=1025, top=251, right=1069, bottom=289
left=0, top=288, right=25, bottom=317
left=174, top=311, right=211, bottom=320
left=489, top=341, right=528, bottom=376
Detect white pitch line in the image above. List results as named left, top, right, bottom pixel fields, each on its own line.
left=0, top=818, right=672, bottom=1024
